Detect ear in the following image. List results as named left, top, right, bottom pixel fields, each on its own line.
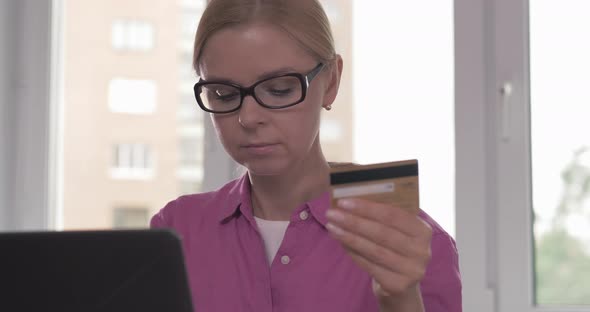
left=322, top=54, right=344, bottom=109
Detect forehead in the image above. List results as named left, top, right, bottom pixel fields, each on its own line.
left=199, top=23, right=316, bottom=84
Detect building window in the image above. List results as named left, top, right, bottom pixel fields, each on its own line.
left=111, top=19, right=155, bottom=51
left=113, top=207, right=149, bottom=229
left=179, top=181, right=202, bottom=196
left=177, top=91, right=201, bottom=122
left=48, top=0, right=208, bottom=230
left=108, top=78, right=157, bottom=114
left=111, top=143, right=154, bottom=180
left=179, top=136, right=203, bottom=167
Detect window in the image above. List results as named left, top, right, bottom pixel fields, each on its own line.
left=176, top=167, right=204, bottom=185
left=113, top=207, right=149, bottom=229
left=178, top=92, right=202, bottom=122
left=179, top=181, right=202, bottom=196
left=530, top=0, right=590, bottom=306
left=111, top=143, right=154, bottom=180
left=111, top=20, right=155, bottom=51
left=178, top=135, right=203, bottom=167
left=456, top=0, right=590, bottom=310
left=349, top=0, right=455, bottom=235
left=108, top=78, right=157, bottom=114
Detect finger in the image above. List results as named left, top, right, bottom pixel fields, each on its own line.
left=335, top=198, right=432, bottom=239
left=325, top=222, right=428, bottom=277
left=326, top=208, right=430, bottom=258
left=345, top=244, right=423, bottom=295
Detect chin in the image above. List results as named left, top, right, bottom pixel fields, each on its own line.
left=241, top=158, right=292, bottom=177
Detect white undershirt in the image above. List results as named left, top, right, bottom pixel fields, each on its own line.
left=254, top=216, right=290, bottom=265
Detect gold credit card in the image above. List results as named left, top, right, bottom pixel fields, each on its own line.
left=329, top=159, right=420, bottom=214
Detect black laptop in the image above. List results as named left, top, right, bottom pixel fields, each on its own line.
left=0, top=229, right=193, bottom=312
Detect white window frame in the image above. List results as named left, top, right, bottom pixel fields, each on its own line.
left=493, top=0, right=536, bottom=310
left=454, top=0, right=497, bottom=310
left=458, top=0, right=590, bottom=310
left=112, top=207, right=150, bottom=229
left=0, top=0, right=58, bottom=231
left=492, top=0, right=590, bottom=310
left=110, top=143, right=155, bottom=180
left=111, top=19, right=155, bottom=52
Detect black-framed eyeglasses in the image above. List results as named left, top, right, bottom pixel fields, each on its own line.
left=193, top=63, right=325, bottom=114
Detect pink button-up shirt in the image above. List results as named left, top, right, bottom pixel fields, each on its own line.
left=151, top=175, right=462, bottom=311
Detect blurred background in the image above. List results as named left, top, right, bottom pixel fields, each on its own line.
left=52, top=0, right=454, bottom=234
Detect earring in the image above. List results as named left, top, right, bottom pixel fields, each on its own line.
left=324, top=105, right=332, bottom=111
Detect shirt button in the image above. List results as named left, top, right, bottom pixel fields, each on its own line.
left=299, top=211, right=309, bottom=220
left=281, top=255, right=291, bottom=265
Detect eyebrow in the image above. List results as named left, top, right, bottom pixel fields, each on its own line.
left=203, top=66, right=299, bottom=85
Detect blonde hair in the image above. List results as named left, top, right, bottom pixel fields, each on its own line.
left=193, top=0, right=336, bottom=74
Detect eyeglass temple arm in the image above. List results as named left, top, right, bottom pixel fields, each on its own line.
left=305, top=63, right=325, bottom=85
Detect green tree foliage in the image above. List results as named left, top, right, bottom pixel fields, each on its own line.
left=536, top=147, right=590, bottom=305
left=536, top=228, right=590, bottom=304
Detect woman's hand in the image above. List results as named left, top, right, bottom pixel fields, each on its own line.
left=325, top=198, right=432, bottom=312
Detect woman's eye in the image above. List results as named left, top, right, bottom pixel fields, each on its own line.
left=215, top=90, right=239, bottom=101
left=269, top=88, right=293, bottom=96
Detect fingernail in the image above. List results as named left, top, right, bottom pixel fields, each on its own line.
left=337, top=199, right=355, bottom=210
left=326, top=209, right=344, bottom=221
left=326, top=222, right=344, bottom=235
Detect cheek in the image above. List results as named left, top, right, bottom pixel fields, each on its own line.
left=287, top=99, right=322, bottom=142
left=306, top=83, right=326, bottom=114
left=302, top=91, right=324, bottom=127
left=211, top=115, right=237, bottom=146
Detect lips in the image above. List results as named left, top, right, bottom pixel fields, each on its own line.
left=242, top=143, right=277, bottom=148
left=241, top=142, right=279, bottom=155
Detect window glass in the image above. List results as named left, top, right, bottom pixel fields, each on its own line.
left=530, top=0, right=590, bottom=305
left=59, top=0, right=206, bottom=229
left=108, top=78, right=157, bottom=114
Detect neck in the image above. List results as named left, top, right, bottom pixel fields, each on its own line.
left=249, top=142, right=331, bottom=221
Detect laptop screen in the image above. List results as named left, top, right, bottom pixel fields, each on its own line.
left=0, top=229, right=193, bottom=312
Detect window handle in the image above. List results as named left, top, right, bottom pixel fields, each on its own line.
left=500, top=82, right=513, bottom=142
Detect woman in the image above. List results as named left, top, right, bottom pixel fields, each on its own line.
left=151, top=0, right=461, bottom=311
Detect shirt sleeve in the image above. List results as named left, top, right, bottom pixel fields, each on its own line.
left=150, top=199, right=177, bottom=228
left=420, top=232, right=462, bottom=312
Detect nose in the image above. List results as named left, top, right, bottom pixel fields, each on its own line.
left=238, top=95, right=267, bottom=129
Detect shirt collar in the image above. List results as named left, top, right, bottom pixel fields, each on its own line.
left=306, top=191, right=331, bottom=226
left=216, top=174, right=252, bottom=224
left=216, top=174, right=332, bottom=227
